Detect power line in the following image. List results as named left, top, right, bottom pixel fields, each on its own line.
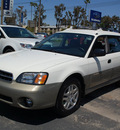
left=2, top=0, right=119, bottom=19
left=66, top=0, right=120, bottom=10
left=14, top=0, right=120, bottom=7
left=14, top=1, right=38, bottom=5
left=88, top=0, right=120, bottom=8
left=1, top=0, right=120, bottom=7
left=26, top=0, right=120, bottom=14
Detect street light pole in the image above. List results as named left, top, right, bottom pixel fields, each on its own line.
left=38, top=0, right=41, bottom=33
left=18, top=6, right=24, bottom=26
left=84, top=3, right=87, bottom=27
left=1, top=0, right=3, bottom=25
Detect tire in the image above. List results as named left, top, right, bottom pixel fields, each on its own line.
left=115, top=81, right=120, bottom=87
left=3, top=48, right=15, bottom=53
left=55, top=77, right=81, bottom=117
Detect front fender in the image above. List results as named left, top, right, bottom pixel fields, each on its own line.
left=45, top=59, right=89, bottom=85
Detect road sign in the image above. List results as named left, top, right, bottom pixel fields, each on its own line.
left=3, top=0, right=14, bottom=17
left=3, top=0, right=10, bottom=10
left=89, top=10, right=102, bottom=23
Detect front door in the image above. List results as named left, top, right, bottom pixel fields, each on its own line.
left=88, top=54, right=113, bottom=88
left=88, top=36, right=113, bottom=88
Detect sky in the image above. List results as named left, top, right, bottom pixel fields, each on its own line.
left=3, top=0, right=120, bottom=25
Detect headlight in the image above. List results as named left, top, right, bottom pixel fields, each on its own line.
left=20, top=43, right=33, bottom=49
left=16, top=72, right=48, bottom=85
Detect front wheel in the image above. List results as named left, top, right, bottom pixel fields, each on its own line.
left=55, top=78, right=81, bottom=117
left=3, top=48, right=15, bottom=53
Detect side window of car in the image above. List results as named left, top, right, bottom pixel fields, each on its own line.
left=108, top=36, right=120, bottom=53
left=89, top=36, right=106, bottom=57
left=93, top=36, right=106, bottom=49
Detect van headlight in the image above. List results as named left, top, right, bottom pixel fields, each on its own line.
left=20, top=43, right=33, bottom=49
left=16, top=72, right=48, bottom=85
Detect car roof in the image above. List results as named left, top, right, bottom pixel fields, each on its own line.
left=0, top=25, right=23, bottom=28
left=36, top=33, right=47, bottom=34
left=61, top=28, right=120, bottom=36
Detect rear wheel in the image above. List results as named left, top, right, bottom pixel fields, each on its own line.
left=55, top=77, right=81, bottom=117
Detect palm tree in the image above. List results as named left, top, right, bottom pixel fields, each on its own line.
left=54, top=4, right=66, bottom=28
left=84, top=0, right=90, bottom=10
left=73, top=6, right=85, bottom=27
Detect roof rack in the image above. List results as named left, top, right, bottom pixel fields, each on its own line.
left=66, top=26, right=103, bottom=31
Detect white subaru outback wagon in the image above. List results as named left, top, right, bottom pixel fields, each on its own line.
left=0, top=25, right=40, bottom=54
left=0, top=28, right=120, bottom=116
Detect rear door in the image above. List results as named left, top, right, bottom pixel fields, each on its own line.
left=107, top=36, right=120, bottom=80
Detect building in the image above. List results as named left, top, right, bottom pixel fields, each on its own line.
left=37, top=26, right=67, bottom=35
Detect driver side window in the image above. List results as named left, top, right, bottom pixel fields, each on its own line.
left=93, top=36, right=105, bottom=50
left=89, top=36, right=106, bottom=57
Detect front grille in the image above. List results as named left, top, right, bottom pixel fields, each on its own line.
left=0, top=70, right=13, bottom=82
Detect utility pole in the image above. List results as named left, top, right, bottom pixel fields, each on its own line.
left=18, top=6, right=24, bottom=26
left=38, top=0, right=41, bottom=33
left=31, top=5, right=32, bottom=20
left=84, top=0, right=90, bottom=27
left=1, top=0, right=3, bottom=25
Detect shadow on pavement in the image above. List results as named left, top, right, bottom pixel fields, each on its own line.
left=0, top=103, right=57, bottom=125
left=0, top=83, right=119, bottom=125
left=80, top=83, right=119, bottom=105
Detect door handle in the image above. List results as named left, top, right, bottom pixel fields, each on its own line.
left=108, top=59, right=111, bottom=63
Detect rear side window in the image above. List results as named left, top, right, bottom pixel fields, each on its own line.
left=108, top=36, right=120, bottom=53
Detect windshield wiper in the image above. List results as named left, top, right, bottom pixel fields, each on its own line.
left=32, top=48, right=40, bottom=50
left=32, top=48, right=59, bottom=53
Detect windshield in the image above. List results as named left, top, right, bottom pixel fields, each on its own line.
left=32, top=33, right=94, bottom=57
left=2, top=27, right=37, bottom=38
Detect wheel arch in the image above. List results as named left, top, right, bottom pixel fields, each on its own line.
left=55, top=73, right=85, bottom=116
left=59, top=73, right=85, bottom=98
left=3, top=46, right=15, bottom=53
left=66, top=73, right=85, bottom=97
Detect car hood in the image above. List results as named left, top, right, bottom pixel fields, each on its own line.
left=9, top=38, right=40, bottom=46
left=0, top=50, right=79, bottom=79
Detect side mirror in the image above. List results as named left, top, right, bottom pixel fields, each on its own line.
left=93, top=49, right=106, bottom=57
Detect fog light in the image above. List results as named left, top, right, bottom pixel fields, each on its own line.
left=25, top=98, right=33, bottom=107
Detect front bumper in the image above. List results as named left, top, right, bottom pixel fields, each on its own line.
left=0, top=80, right=61, bottom=109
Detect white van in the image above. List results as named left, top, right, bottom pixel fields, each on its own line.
left=0, top=25, right=41, bottom=53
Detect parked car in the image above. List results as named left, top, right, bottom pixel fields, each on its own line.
left=0, top=28, right=120, bottom=116
left=0, top=25, right=41, bottom=53
left=35, top=32, right=48, bottom=40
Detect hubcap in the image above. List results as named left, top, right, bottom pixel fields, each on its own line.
left=62, top=84, right=79, bottom=110
left=5, top=49, right=13, bottom=53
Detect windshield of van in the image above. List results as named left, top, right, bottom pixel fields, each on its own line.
left=2, top=27, right=37, bottom=38
left=32, top=33, right=94, bottom=57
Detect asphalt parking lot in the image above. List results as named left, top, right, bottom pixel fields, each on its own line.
left=0, top=83, right=119, bottom=130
